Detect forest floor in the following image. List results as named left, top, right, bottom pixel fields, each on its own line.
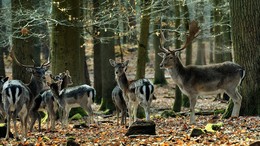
left=0, top=46, right=260, bottom=145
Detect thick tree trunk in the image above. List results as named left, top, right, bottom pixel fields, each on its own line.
left=98, top=0, right=116, bottom=113
left=172, top=0, right=182, bottom=112
left=12, top=1, right=38, bottom=82
left=92, top=0, right=102, bottom=104
left=153, top=6, right=166, bottom=85
left=229, top=0, right=260, bottom=115
left=51, top=0, right=85, bottom=86
left=136, top=0, right=151, bottom=80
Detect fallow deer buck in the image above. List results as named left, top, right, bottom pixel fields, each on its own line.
left=29, top=70, right=73, bottom=131
left=109, top=59, right=155, bottom=126
left=1, top=49, right=50, bottom=140
left=158, top=20, right=245, bottom=124
left=48, top=81, right=96, bottom=128
left=112, top=85, right=127, bottom=125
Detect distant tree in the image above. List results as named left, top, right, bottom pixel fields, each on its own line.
left=92, top=0, right=103, bottom=104
left=153, top=3, right=166, bottom=85
left=0, top=1, right=5, bottom=77
left=136, top=0, right=151, bottom=79
left=195, top=0, right=206, bottom=65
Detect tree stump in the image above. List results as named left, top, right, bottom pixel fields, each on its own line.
left=125, top=120, right=156, bottom=136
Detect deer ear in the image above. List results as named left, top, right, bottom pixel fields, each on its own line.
left=124, top=60, right=129, bottom=66
left=66, top=70, right=70, bottom=75
left=158, top=52, right=165, bottom=58
left=109, top=59, right=116, bottom=67
left=3, top=77, right=9, bottom=82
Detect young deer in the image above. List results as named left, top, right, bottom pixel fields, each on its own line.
left=1, top=49, right=50, bottom=140
left=112, top=85, right=127, bottom=125
left=158, top=20, right=245, bottom=124
left=109, top=59, right=154, bottom=126
left=49, top=81, right=95, bottom=128
left=29, top=70, right=73, bottom=131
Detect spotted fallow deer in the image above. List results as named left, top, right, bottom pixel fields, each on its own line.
left=109, top=59, right=155, bottom=126
left=49, top=81, right=95, bottom=128
left=1, top=49, right=50, bottom=140
left=29, top=70, right=73, bottom=132
left=112, top=85, right=127, bottom=125
left=158, top=20, right=245, bottom=124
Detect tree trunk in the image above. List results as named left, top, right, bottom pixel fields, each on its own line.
left=136, top=0, right=151, bottom=80
left=213, top=0, right=223, bottom=63
left=153, top=3, right=166, bottom=85
left=0, top=1, right=5, bottom=77
left=172, top=0, right=182, bottom=112
left=11, top=1, right=38, bottom=82
left=182, top=2, right=191, bottom=108
left=92, top=0, right=102, bottom=104
left=195, top=0, right=206, bottom=65
left=228, top=0, right=260, bottom=115
left=51, top=0, right=85, bottom=86
left=98, top=0, right=116, bottom=113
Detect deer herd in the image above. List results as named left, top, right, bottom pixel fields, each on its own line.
left=0, top=21, right=245, bottom=141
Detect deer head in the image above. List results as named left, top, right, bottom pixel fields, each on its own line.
left=109, top=59, right=129, bottom=77
left=10, top=48, right=50, bottom=80
left=158, top=20, right=200, bottom=69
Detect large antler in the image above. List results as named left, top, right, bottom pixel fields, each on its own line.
left=160, top=20, right=200, bottom=53
left=10, top=48, right=51, bottom=68
left=10, top=48, right=35, bottom=68
left=178, top=20, right=200, bottom=51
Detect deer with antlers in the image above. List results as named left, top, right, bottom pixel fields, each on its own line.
left=158, top=20, right=245, bottom=124
left=109, top=59, right=155, bottom=126
left=1, top=49, right=50, bottom=140
left=29, top=70, right=73, bottom=132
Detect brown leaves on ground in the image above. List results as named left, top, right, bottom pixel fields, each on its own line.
left=0, top=115, right=259, bottom=145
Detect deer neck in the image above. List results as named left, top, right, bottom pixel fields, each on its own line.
left=116, top=73, right=129, bottom=92
left=168, top=57, right=186, bottom=86
left=61, top=76, right=68, bottom=90
left=27, top=76, right=45, bottom=97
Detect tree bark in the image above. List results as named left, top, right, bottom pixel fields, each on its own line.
left=98, top=0, right=116, bottom=113
left=51, top=0, right=85, bottom=86
left=172, top=0, right=182, bottom=112
left=229, top=0, right=260, bottom=115
left=12, top=1, right=38, bottom=82
left=136, top=0, right=151, bottom=80
left=92, top=0, right=102, bottom=104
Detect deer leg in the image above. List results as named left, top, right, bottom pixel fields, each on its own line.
left=13, top=114, right=19, bottom=139
left=64, top=108, right=70, bottom=128
left=115, top=107, right=119, bottom=125
left=189, top=96, right=197, bottom=124
left=121, top=109, right=126, bottom=125
left=226, top=89, right=242, bottom=117
left=144, top=105, right=150, bottom=121
left=5, top=113, right=11, bottom=139
left=85, top=104, right=93, bottom=125
left=132, top=102, right=138, bottom=122
left=127, top=101, right=132, bottom=126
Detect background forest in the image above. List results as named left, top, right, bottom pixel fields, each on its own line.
left=0, top=0, right=259, bottom=145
